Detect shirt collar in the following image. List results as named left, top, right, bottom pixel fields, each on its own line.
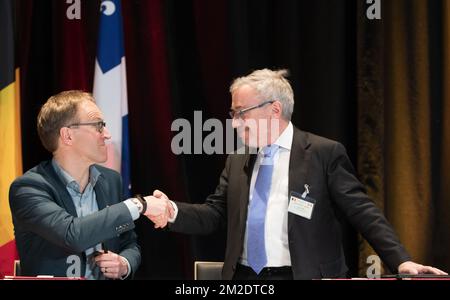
left=52, top=159, right=101, bottom=190
left=272, top=121, right=293, bottom=151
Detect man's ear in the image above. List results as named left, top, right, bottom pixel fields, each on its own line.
left=60, top=127, right=73, bottom=146
left=272, top=100, right=282, bottom=118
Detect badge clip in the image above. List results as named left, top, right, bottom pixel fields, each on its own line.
left=301, top=184, right=310, bottom=199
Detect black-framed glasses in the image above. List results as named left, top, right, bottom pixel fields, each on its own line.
left=229, top=100, right=274, bottom=119
left=67, top=120, right=106, bottom=133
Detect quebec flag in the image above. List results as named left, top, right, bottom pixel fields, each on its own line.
left=93, top=0, right=131, bottom=197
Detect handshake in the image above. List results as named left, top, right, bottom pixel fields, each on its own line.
left=140, top=190, right=174, bottom=228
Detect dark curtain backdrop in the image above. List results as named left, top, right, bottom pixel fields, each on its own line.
left=357, top=0, right=450, bottom=274
left=13, top=0, right=449, bottom=279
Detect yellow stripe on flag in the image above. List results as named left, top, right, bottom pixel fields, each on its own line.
left=0, top=68, right=22, bottom=247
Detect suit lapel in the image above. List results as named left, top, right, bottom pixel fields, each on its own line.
left=239, top=152, right=256, bottom=233
left=288, top=129, right=311, bottom=230
left=94, top=177, right=108, bottom=210
left=288, top=128, right=311, bottom=194
left=42, top=162, right=78, bottom=217
left=93, top=176, right=111, bottom=250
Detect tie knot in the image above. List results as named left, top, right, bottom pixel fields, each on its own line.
left=262, top=145, right=278, bottom=158
left=260, top=145, right=278, bottom=165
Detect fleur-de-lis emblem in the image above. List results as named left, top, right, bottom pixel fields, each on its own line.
left=100, top=0, right=116, bottom=16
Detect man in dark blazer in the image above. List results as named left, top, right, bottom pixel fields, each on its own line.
left=149, top=69, right=447, bottom=279
left=9, top=91, right=168, bottom=279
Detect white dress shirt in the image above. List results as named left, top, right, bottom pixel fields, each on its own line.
left=240, top=122, right=293, bottom=267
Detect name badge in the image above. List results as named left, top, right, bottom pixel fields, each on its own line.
left=288, top=191, right=316, bottom=220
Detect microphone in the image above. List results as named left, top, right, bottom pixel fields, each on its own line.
left=101, top=242, right=108, bottom=253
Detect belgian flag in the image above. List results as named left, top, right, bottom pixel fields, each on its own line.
left=0, top=0, right=22, bottom=278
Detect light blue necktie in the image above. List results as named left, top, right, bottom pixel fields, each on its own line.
left=247, top=144, right=278, bottom=274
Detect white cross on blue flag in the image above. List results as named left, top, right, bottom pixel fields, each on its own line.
left=93, top=0, right=131, bottom=197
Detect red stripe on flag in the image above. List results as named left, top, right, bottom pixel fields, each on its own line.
left=0, top=240, right=18, bottom=278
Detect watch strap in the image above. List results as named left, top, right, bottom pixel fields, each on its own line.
left=135, top=194, right=147, bottom=215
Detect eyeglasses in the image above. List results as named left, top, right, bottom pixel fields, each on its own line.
left=229, top=100, right=274, bottom=119
left=67, top=120, right=106, bottom=133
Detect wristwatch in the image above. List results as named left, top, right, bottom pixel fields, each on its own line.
left=134, top=194, right=147, bottom=215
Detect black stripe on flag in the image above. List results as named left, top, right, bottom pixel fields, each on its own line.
left=0, top=0, right=15, bottom=90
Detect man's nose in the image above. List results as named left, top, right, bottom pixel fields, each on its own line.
left=102, top=127, right=112, bottom=140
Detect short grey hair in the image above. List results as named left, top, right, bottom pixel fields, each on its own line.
left=229, top=68, right=294, bottom=120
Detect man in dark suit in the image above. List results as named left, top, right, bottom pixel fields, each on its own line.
left=9, top=90, right=169, bottom=279
left=149, top=69, right=447, bottom=279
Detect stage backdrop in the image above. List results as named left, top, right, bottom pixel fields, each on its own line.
left=10, top=0, right=450, bottom=278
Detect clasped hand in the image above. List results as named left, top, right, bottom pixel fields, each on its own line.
left=143, top=190, right=174, bottom=228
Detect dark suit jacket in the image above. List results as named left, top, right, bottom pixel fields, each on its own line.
left=170, top=127, right=411, bottom=279
left=9, top=161, right=140, bottom=278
